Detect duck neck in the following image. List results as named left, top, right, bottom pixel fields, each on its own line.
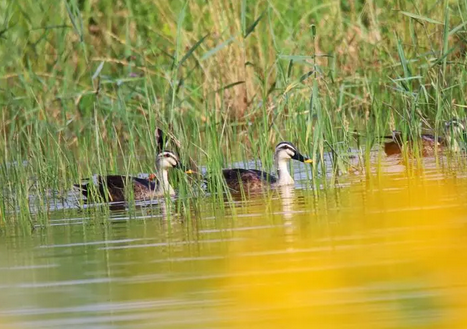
left=155, top=167, right=174, bottom=195
left=275, top=157, right=294, bottom=186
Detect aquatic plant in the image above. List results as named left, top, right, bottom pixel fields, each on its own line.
left=1, top=0, right=467, bottom=224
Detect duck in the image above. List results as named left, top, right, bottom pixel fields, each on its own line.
left=383, top=130, right=444, bottom=157
left=74, top=151, right=191, bottom=202
left=221, top=142, right=312, bottom=192
left=384, top=120, right=467, bottom=157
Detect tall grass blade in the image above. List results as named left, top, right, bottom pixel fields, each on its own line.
left=201, top=36, right=235, bottom=61
left=400, top=11, right=443, bottom=25
left=243, top=9, right=266, bottom=38
left=178, top=34, right=208, bottom=68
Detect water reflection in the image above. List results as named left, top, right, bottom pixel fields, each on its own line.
left=1, top=163, right=467, bottom=328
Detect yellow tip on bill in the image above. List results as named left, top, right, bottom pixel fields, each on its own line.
left=304, top=159, right=313, bottom=163
left=185, top=169, right=194, bottom=174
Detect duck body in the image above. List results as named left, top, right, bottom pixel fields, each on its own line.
left=74, top=175, right=169, bottom=202
left=221, top=142, right=311, bottom=193
left=222, top=168, right=277, bottom=192
left=420, top=134, right=444, bottom=156
left=74, top=151, right=184, bottom=203
left=384, top=131, right=444, bottom=157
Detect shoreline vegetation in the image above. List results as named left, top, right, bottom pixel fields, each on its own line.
left=1, top=0, right=466, bottom=225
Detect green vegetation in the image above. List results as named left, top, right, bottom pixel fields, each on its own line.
left=0, top=0, right=466, bottom=225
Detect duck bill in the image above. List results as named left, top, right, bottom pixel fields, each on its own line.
left=293, top=152, right=312, bottom=164
left=175, top=161, right=194, bottom=174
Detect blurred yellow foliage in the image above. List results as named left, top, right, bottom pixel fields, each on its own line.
left=221, top=174, right=467, bottom=328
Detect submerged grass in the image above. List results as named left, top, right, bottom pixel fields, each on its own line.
left=0, top=0, right=467, bottom=225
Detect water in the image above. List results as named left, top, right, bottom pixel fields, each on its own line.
left=2, top=157, right=467, bottom=329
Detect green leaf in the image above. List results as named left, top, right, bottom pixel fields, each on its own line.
left=244, top=9, right=266, bottom=38
left=178, top=34, right=208, bottom=68
left=278, top=54, right=331, bottom=63
left=287, top=60, right=294, bottom=79
left=201, top=36, right=235, bottom=61
left=299, top=70, right=314, bottom=83
left=391, top=76, right=423, bottom=82
left=449, top=21, right=467, bottom=36
left=400, top=11, right=443, bottom=25
left=213, top=81, right=245, bottom=94
left=430, top=46, right=459, bottom=67
left=64, top=0, right=84, bottom=41
left=92, top=62, right=105, bottom=80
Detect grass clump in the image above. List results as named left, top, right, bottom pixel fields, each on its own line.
left=0, top=0, right=466, bottom=224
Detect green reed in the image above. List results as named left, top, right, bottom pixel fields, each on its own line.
left=1, top=0, right=466, bottom=226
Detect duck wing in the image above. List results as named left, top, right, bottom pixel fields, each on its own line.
left=422, top=134, right=443, bottom=144
left=74, top=175, right=137, bottom=202
left=220, top=168, right=277, bottom=192
left=133, top=177, right=156, bottom=190
left=222, top=168, right=277, bottom=184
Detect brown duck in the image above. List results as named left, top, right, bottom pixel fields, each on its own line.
left=75, top=151, right=190, bottom=202
left=221, top=142, right=312, bottom=192
left=384, top=120, right=466, bottom=156
left=383, top=131, right=443, bottom=157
